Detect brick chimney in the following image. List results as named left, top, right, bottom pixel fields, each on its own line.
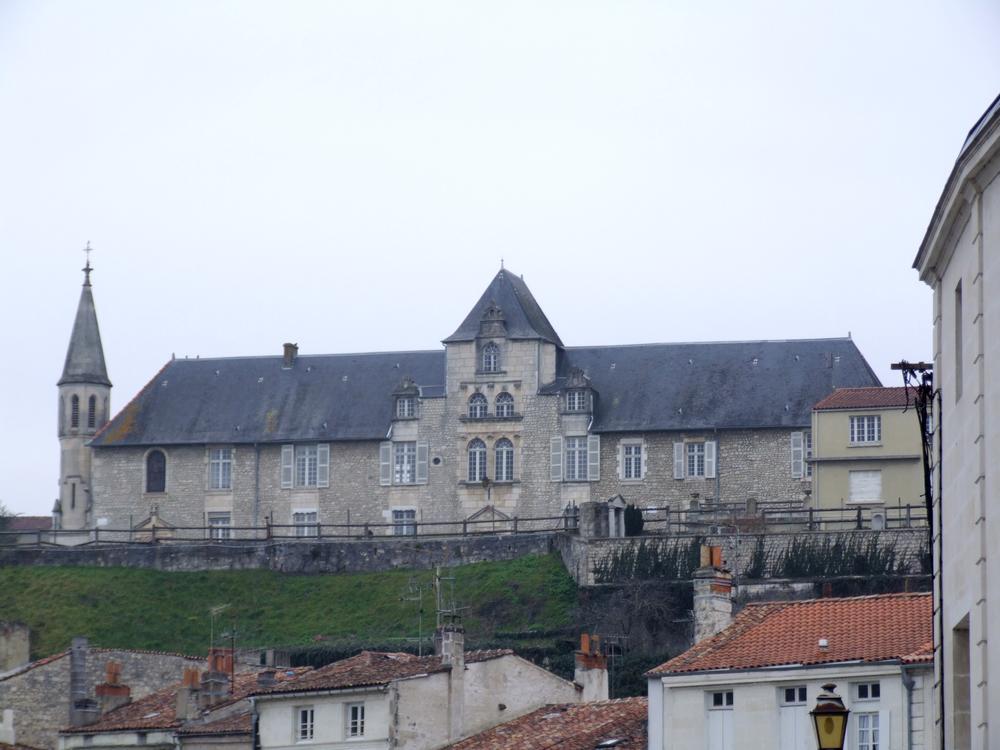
left=435, top=623, right=465, bottom=741
left=282, top=342, right=298, bottom=368
left=68, top=637, right=100, bottom=727
left=199, top=648, right=233, bottom=708
left=574, top=634, right=609, bottom=702
left=95, top=660, right=131, bottom=714
left=176, top=668, right=202, bottom=720
left=692, top=545, right=733, bottom=644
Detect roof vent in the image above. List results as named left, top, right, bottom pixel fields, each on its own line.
left=818, top=638, right=829, bottom=650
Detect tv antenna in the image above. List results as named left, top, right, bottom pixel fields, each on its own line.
left=399, top=577, right=430, bottom=656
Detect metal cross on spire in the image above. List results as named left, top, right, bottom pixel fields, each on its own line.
left=82, top=241, right=93, bottom=286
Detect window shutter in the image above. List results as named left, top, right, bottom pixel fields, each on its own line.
left=280, top=445, right=294, bottom=488
left=316, top=444, right=330, bottom=488
left=616, top=442, right=623, bottom=480
left=641, top=442, right=648, bottom=479
left=673, top=442, right=684, bottom=479
left=704, top=441, right=717, bottom=479
left=588, top=435, right=601, bottom=481
left=379, top=442, right=392, bottom=486
left=550, top=437, right=563, bottom=482
left=416, top=442, right=429, bottom=484
left=790, top=432, right=804, bottom=479
left=879, top=710, right=890, bottom=749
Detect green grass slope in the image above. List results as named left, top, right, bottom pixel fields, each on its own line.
left=0, top=553, right=577, bottom=659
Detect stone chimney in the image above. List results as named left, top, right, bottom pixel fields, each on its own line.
left=692, top=545, right=733, bottom=644
left=68, top=637, right=100, bottom=727
left=574, top=634, right=609, bottom=702
left=282, top=342, right=298, bottom=368
left=176, top=668, right=202, bottom=720
left=256, top=668, right=277, bottom=688
left=199, top=648, right=233, bottom=708
left=95, top=660, right=131, bottom=714
left=435, top=623, right=465, bottom=741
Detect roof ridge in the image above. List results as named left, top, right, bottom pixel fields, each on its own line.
left=563, top=336, right=855, bottom=350
left=742, top=591, right=931, bottom=608
left=168, top=349, right=445, bottom=362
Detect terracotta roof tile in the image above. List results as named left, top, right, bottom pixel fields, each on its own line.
left=649, top=593, right=932, bottom=675
left=813, top=387, right=913, bottom=411
left=62, top=667, right=311, bottom=733
left=251, top=649, right=512, bottom=697
left=444, top=698, right=647, bottom=750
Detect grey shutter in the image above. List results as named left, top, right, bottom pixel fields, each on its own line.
left=790, top=432, right=804, bottom=479
left=616, top=442, right=622, bottom=480
left=280, top=445, right=294, bottom=488
left=379, top=442, right=392, bottom=486
left=317, top=444, right=330, bottom=488
left=673, top=442, right=685, bottom=479
left=550, top=437, right=563, bottom=482
left=641, top=442, right=648, bottom=479
left=416, top=442, right=429, bottom=484
left=588, top=435, right=601, bottom=481
left=705, top=440, right=717, bottom=479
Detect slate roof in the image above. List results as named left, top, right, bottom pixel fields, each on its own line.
left=59, top=271, right=111, bottom=387
left=814, top=387, right=912, bottom=411
left=444, top=698, right=648, bottom=750
left=250, top=649, right=513, bottom=697
left=444, top=269, right=563, bottom=346
left=558, top=337, right=880, bottom=432
left=61, top=667, right=311, bottom=733
left=648, top=592, right=932, bottom=676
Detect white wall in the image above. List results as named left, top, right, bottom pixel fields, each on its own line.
left=256, top=690, right=390, bottom=750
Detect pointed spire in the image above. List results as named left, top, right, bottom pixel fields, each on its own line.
left=59, top=248, right=111, bottom=387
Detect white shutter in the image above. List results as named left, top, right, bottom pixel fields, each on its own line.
left=616, top=442, right=623, bottom=480
left=550, top=437, right=563, bottom=482
left=673, top=442, right=685, bottom=479
left=849, top=470, right=882, bottom=501
left=316, top=444, right=330, bottom=488
left=790, top=432, right=804, bottom=479
left=588, top=435, right=601, bottom=481
left=878, top=710, right=890, bottom=749
left=705, top=440, right=717, bottom=479
left=379, top=442, right=392, bottom=486
left=416, top=442, right=429, bottom=484
left=641, top=442, right=648, bottom=479
left=280, top=445, right=294, bottom=488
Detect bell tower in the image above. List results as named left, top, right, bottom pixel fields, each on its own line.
left=55, top=246, right=112, bottom=531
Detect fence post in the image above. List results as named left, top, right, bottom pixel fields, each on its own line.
left=808, top=507, right=814, bottom=531
left=37, top=530, right=42, bottom=547
left=363, top=523, right=370, bottom=537
left=665, top=507, right=671, bottom=535
left=151, top=525, right=157, bottom=544
left=513, top=516, right=518, bottom=535
left=462, top=519, right=468, bottom=536
left=905, top=504, right=912, bottom=528
left=856, top=507, right=863, bottom=530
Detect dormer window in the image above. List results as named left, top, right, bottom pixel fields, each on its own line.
left=469, top=393, right=488, bottom=419
left=396, top=396, right=416, bottom=419
left=482, top=343, right=500, bottom=373
left=566, top=390, right=589, bottom=412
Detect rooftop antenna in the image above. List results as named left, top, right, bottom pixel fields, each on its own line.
left=399, top=577, right=430, bottom=655
left=82, top=241, right=93, bottom=286
left=434, top=565, right=467, bottom=628
left=209, top=603, right=231, bottom=652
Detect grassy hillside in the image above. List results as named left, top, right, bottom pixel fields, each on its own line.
left=0, top=553, right=577, bottom=659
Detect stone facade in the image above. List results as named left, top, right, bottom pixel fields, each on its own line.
left=0, top=645, right=202, bottom=749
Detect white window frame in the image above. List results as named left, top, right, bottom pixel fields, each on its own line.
left=620, top=440, right=644, bottom=481
left=495, top=392, right=515, bottom=418
left=687, top=442, right=706, bottom=477
left=565, top=436, right=588, bottom=481
left=208, top=447, right=233, bottom=490
left=293, top=510, right=318, bottom=538
left=481, top=343, right=499, bottom=373
left=396, top=396, right=416, bottom=419
left=282, top=444, right=329, bottom=489
left=381, top=441, right=427, bottom=485
left=495, top=438, right=514, bottom=482
left=394, top=441, right=417, bottom=484
left=850, top=415, right=882, bottom=444
left=780, top=685, right=808, bottom=706
left=296, top=706, right=314, bottom=741
left=207, top=512, right=232, bottom=541
left=856, top=711, right=880, bottom=750
left=468, top=393, right=489, bottom=419
left=392, top=508, right=417, bottom=536
left=855, top=681, right=881, bottom=701
left=347, top=702, right=365, bottom=737
left=295, top=445, right=319, bottom=487
left=565, top=390, right=588, bottom=412
left=468, top=439, right=487, bottom=482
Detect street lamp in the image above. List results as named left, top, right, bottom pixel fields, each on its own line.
left=811, top=683, right=850, bottom=750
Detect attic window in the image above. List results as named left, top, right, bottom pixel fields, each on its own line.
left=396, top=396, right=416, bottom=419
left=566, top=390, right=589, bottom=412
left=482, top=343, right=500, bottom=373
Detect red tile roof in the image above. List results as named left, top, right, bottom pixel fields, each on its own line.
left=649, top=593, right=932, bottom=675
left=6, top=516, right=52, bottom=531
left=251, top=649, right=513, bottom=697
left=176, top=711, right=252, bottom=735
left=813, top=387, right=913, bottom=411
left=61, top=667, right=311, bottom=733
left=444, top=698, right=648, bottom=750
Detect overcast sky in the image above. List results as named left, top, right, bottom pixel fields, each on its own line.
left=1, top=1, right=997, bottom=516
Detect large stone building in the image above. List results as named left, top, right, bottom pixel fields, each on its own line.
left=58, top=265, right=882, bottom=539
left=914, top=92, right=1000, bottom=750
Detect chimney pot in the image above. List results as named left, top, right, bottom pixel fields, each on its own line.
left=282, top=342, right=298, bottom=367
left=574, top=633, right=609, bottom=701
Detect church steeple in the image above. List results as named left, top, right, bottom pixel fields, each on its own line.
left=58, top=251, right=111, bottom=387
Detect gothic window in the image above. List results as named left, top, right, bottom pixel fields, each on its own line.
left=495, top=392, right=515, bottom=418
left=468, top=439, right=487, bottom=482
left=71, top=395, right=80, bottom=428
left=468, top=393, right=488, bottom=419
left=481, top=343, right=499, bottom=373
left=495, top=438, right=514, bottom=481
left=146, top=450, right=166, bottom=493
left=87, top=395, right=97, bottom=429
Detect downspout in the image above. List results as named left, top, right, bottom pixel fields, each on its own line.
left=901, top=664, right=916, bottom=750
left=250, top=697, right=260, bottom=750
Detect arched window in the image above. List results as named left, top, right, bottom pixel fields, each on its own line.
left=495, top=392, right=514, bottom=418
left=467, top=439, right=486, bottom=482
left=481, top=343, right=499, bottom=373
left=70, top=395, right=80, bottom=428
left=495, top=438, right=514, bottom=482
left=87, top=395, right=97, bottom=429
left=146, top=450, right=166, bottom=493
left=468, top=393, right=488, bottom=419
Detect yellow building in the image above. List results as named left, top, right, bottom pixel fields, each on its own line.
left=810, top=387, right=924, bottom=520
